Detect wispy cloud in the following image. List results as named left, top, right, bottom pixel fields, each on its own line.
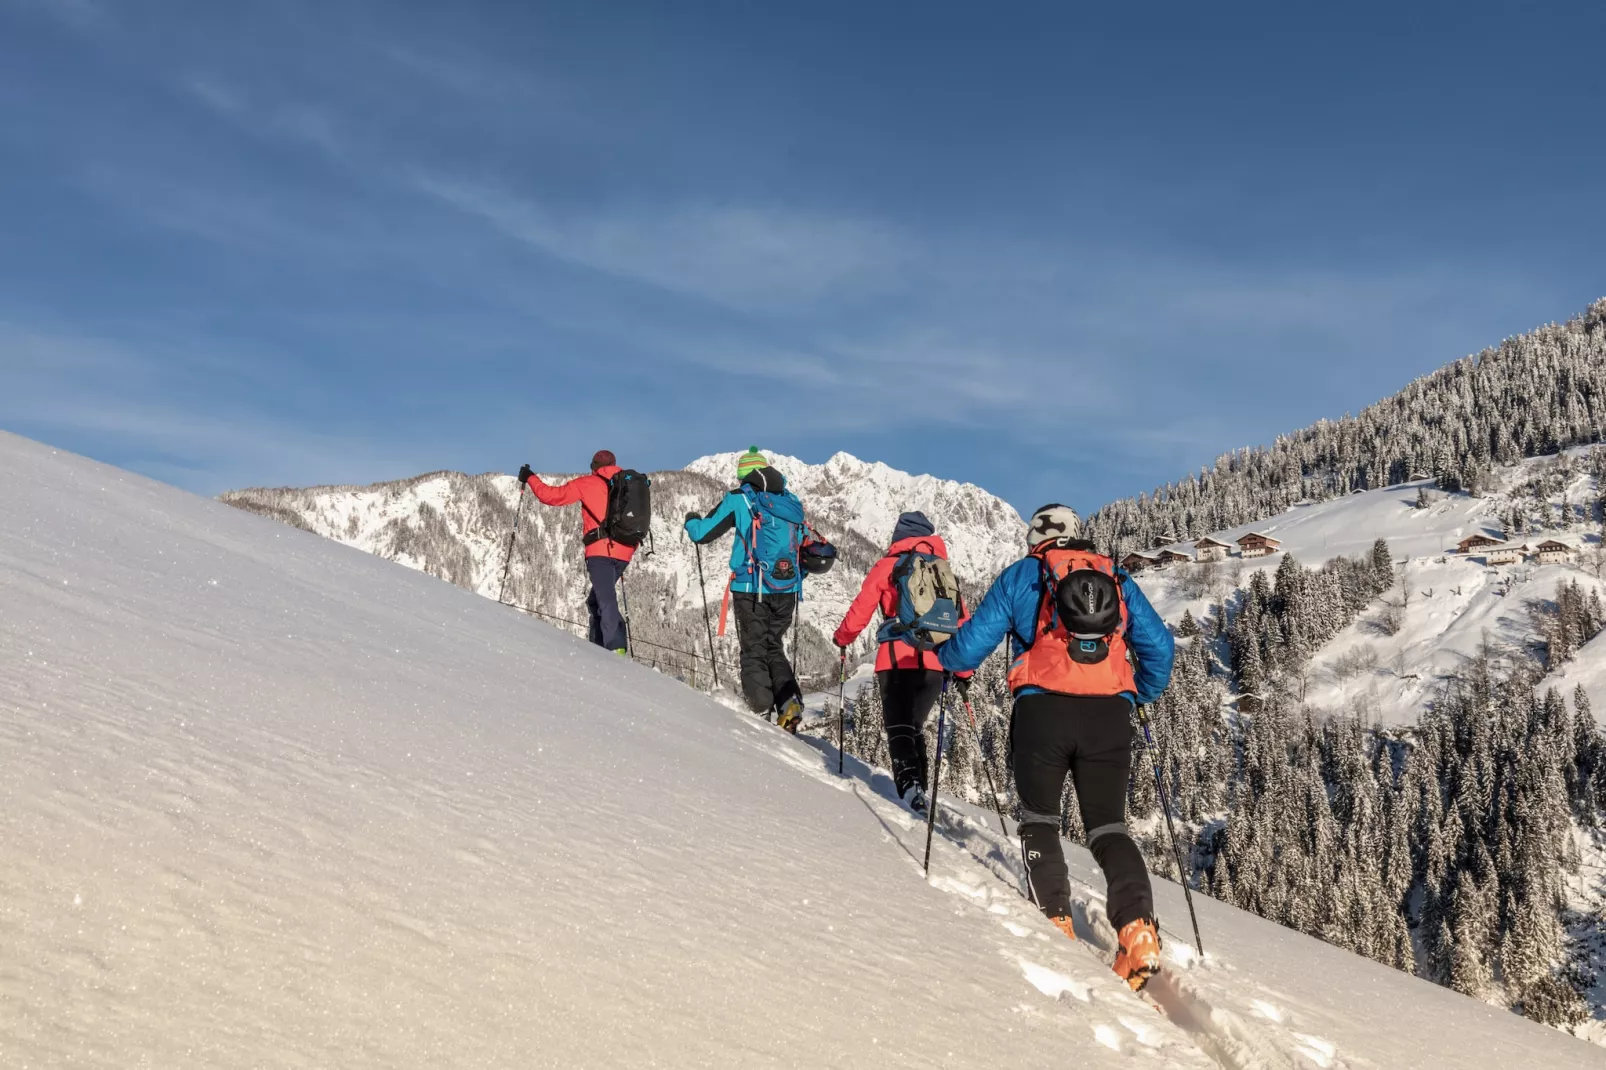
left=0, top=321, right=403, bottom=492
left=412, top=175, right=913, bottom=317
left=3, top=0, right=102, bottom=29
left=375, top=42, right=554, bottom=108
left=183, top=76, right=246, bottom=118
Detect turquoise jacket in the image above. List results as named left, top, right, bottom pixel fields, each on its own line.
left=684, top=469, right=807, bottom=596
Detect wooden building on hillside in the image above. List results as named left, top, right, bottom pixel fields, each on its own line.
left=1238, top=532, right=1283, bottom=558
left=1122, top=552, right=1160, bottom=572
left=1155, top=549, right=1193, bottom=567
left=1484, top=544, right=1527, bottom=566
left=1194, top=536, right=1232, bottom=562
left=1456, top=532, right=1504, bottom=555
left=1534, top=539, right=1577, bottom=565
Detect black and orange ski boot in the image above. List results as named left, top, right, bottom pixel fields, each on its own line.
left=1113, top=918, right=1162, bottom=992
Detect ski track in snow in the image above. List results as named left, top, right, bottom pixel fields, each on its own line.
left=787, top=732, right=1362, bottom=1070
left=790, top=720, right=1603, bottom=1070
left=5, top=431, right=1603, bottom=1069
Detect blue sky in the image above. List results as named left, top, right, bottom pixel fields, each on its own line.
left=2, top=0, right=1603, bottom=516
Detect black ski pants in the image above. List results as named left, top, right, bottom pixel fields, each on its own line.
left=731, top=592, right=801, bottom=714
left=585, top=557, right=629, bottom=653
left=878, top=668, right=944, bottom=798
left=1011, top=692, right=1153, bottom=931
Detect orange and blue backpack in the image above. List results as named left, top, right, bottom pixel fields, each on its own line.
left=1006, top=540, right=1137, bottom=697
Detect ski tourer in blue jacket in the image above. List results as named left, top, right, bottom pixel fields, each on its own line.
left=938, top=504, right=1176, bottom=993
left=683, top=466, right=806, bottom=596
left=937, top=540, right=1174, bottom=705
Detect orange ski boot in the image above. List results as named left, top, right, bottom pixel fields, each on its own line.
left=1049, top=914, right=1078, bottom=942
left=1113, top=918, right=1162, bottom=992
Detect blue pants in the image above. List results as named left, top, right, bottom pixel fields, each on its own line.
left=586, top=557, right=629, bottom=652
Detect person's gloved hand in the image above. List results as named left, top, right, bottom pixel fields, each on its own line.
left=685, top=511, right=701, bottom=525
left=516, top=464, right=534, bottom=484
left=954, top=675, right=972, bottom=701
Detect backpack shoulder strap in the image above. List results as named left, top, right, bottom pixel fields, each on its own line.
left=580, top=471, right=611, bottom=528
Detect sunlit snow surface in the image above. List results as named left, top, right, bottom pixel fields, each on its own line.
left=2, top=430, right=1598, bottom=1068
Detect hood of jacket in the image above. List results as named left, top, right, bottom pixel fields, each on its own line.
left=739, top=466, right=786, bottom=494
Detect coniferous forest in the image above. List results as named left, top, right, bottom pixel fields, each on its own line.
left=1086, top=299, right=1606, bottom=553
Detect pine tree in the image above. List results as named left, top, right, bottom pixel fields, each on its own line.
left=1371, top=537, right=1395, bottom=589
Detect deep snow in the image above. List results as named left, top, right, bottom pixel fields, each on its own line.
left=3, top=430, right=1600, bottom=1068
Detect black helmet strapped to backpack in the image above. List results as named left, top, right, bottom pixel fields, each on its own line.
left=1055, top=567, right=1122, bottom=636
left=800, top=539, right=838, bottom=575
left=1055, top=567, right=1121, bottom=664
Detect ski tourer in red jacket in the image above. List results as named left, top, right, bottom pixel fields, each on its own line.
left=833, top=524, right=969, bottom=673
left=517, top=452, right=636, bottom=563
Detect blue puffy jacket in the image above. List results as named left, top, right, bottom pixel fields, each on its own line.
left=937, top=550, right=1175, bottom=704
left=684, top=468, right=807, bottom=595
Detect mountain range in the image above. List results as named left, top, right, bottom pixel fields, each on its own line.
left=221, top=450, right=1025, bottom=690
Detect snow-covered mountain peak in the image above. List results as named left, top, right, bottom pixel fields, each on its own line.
left=222, top=448, right=1025, bottom=685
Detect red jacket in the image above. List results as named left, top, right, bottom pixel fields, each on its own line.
left=523, top=465, right=635, bottom=562
left=833, top=534, right=969, bottom=673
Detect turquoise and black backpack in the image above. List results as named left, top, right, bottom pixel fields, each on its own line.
left=740, top=486, right=807, bottom=595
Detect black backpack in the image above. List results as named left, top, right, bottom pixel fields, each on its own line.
left=595, top=469, right=652, bottom=547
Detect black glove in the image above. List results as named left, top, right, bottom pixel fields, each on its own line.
left=685, top=511, right=701, bottom=524
left=516, top=464, right=533, bottom=484
left=954, top=676, right=972, bottom=701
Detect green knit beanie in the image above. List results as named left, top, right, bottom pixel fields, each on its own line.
left=736, top=446, right=769, bottom=478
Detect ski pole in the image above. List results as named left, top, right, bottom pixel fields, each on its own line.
left=1137, top=705, right=1204, bottom=959
left=498, top=480, right=529, bottom=604
left=618, top=571, right=634, bottom=659
left=922, top=679, right=950, bottom=878
left=793, top=600, right=802, bottom=676
left=835, top=647, right=848, bottom=776
left=693, top=541, right=720, bottom=688
left=958, top=690, right=1010, bottom=837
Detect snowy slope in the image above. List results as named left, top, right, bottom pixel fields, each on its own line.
left=5, top=435, right=1604, bottom=1068
left=1133, top=453, right=1606, bottom=725
left=220, top=450, right=1023, bottom=688
left=1546, top=627, right=1606, bottom=721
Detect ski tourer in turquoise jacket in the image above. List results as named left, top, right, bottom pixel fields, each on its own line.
left=683, top=467, right=807, bottom=595
left=937, top=540, right=1175, bottom=705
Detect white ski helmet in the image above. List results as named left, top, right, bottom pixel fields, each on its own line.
left=1027, top=503, right=1081, bottom=548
